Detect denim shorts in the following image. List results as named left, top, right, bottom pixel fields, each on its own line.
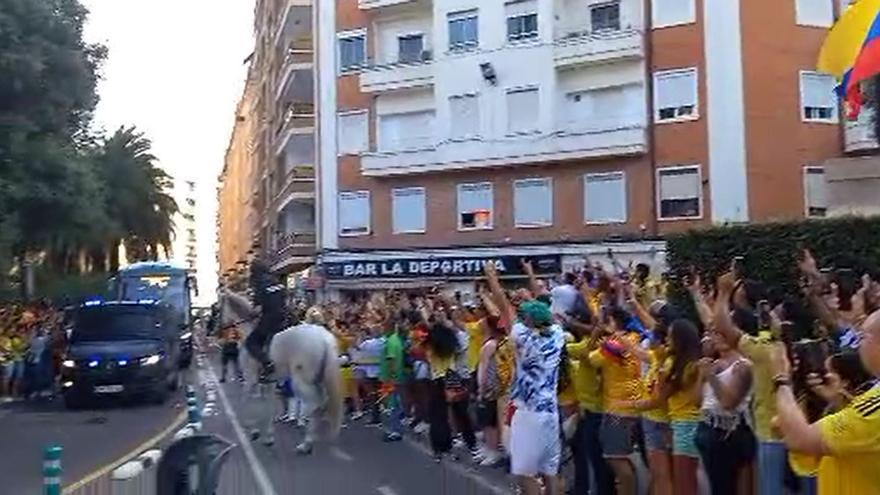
left=643, top=418, right=672, bottom=452
left=671, top=420, right=700, bottom=458
left=600, top=414, right=640, bottom=458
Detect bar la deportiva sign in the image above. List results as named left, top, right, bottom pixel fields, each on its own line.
left=322, top=255, right=561, bottom=280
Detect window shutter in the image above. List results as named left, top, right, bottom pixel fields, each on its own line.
left=506, top=0, right=537, bottom=16
left=392, top=187, right=426, bottom=233
left=450, top=95, right=480, bottom=138
left=379, top=111, right=435, bottom=151
left=337, top=112, right=369, bottom=155
left=584, top=173, right=626, bottom=223
left=514, top=178, right=552, bottom=226
left=653, top=0, right=695, bottom=27
left=339, top=191, right=370, bottom=235
left=805, top=169, right=828, bottom=209
left=458, top=183, right=493, bottom=213
left=802, top=72, right=834, bottom=109
left=507, top=88, right=539, bottom=133
left=660, top=169, right=700, bottom=200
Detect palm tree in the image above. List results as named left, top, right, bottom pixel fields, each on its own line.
left=93, top=127, right=178, bottom=269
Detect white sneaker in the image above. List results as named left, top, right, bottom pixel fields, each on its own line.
left=413, top=422, right=429, bottom=434
left=479, top=450, right=502, bottom=467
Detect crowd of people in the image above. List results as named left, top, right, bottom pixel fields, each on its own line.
left=0, top=301, right=67, bottom=402
left=273, top=249, right=880, bottom=495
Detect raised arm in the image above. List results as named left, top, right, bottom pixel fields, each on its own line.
left=687, top=271, right=714, bottom=329
left=484, top=262, right=516, bottom=326
left=714, top=267, right=744, bottom=347
left=521, top=259, right=546, bottom=298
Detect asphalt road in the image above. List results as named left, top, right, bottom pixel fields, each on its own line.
left=0, top=389, right=184, bottom=494
left=197, top=351, right=518, bottom=495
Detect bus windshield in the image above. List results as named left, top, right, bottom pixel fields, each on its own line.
left=119, top=274, right=187, bottom=312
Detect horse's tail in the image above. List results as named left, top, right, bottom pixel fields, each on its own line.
left=321, top=336, right=344, bottom=439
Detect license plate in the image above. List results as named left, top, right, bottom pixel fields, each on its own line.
left=94, top=385, right=124, bottom=394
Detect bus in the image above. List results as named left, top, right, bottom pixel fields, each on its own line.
left=109, top=262, right=197, bottom=368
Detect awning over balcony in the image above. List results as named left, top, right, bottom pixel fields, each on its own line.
left=822, top=155, right=880, bottom=217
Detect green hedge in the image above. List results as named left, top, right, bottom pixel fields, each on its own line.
left=665, top=216, right=880, bottom=315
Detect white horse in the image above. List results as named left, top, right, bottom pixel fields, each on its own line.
left=217, top=289, right=343, bottom=454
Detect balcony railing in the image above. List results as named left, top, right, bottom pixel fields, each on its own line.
left=360, top=55, right=434, bottom=93
left=362, top=124, right=647, bottom=176
left=845, top=107, right=879, bottom=153
left=275, top=103, right=315, bottom=137
left=553, top=29, right=643, bottom=69
left=268, top=232, right=317, bottom=271
left=358, top=0, right=416, bottom=9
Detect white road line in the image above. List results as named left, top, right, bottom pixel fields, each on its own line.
left=206, top=358, right=278, bottom=495
left=330, top=447, right=354, bottom=462
left=403, top=436, right=510, bottom=495
left=376, top=485, right=399, bottom=495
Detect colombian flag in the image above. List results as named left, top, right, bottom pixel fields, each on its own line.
left=818, top=0, right=880, bottom=119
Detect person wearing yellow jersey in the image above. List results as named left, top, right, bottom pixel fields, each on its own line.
left=662, top=320, right=703, bottom=495
left=588, top=307, right=645, bottom=495
left=641, top=342, right=673, bottom=495
left=772, top=310, right=880, bottom=495
left=567, top=322, right=615, bottom=495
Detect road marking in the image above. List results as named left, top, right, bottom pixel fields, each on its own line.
left=402, top=436, right=510, bottom=495
left=376, top=485, right=399, bottom=495
left=330, top=447, right=354, bottom=462
left=63, top=409, right=187, bottom=494
left=208, top=358, right=278, bottom=495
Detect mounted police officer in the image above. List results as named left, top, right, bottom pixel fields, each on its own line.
left=244, top=248, right=288, bottom=379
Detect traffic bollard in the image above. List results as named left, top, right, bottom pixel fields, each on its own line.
left=43, top=444, right=62, bottom=495
left=187, top=395, right=202, bottom=431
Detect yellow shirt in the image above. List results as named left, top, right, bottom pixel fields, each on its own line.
left=558, top=360, right=578, bottom=408
left=740, top=334, right=778, bottom=440
left=427, top=350, right=454, bottom=380
left=642, top=348, right=669, bottom=423
left=789, top=386, right=880, bottom=495
left=664, top=358, right=701, bottom=422
left=567, top=339, right=603, bottom=413
left=465, top=321, right=483, bottom=372
left=589, top=333, right=643, bottom=416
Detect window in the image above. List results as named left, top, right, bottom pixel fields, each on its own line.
left=448, top=10, right=478, bottom=51
left=398, top=34, right=424, bottom=63
left=449, top=94, right=480, bottom=139
left=564, top=85, right=637, bottom=130
left=338, top=32, right=366, bottom=71
left=803, top=166, right=828, bottom=217
left=338, top=191, right=370, bottom=236
left=378, top=111, right=435, bottom=151
left=652, top=0, right=695, bottom=28
left=457, top=183, right=493, bottom=230
left=800, top=71, right=838, bottom=122
left=584, top=172, right=627, bottom=224
left=337, top=111, right=369, bottom=155
left=514, top=178, right=552, bottom=227
left=796, top=0, right=833, bottom=27
left=591, top=2, right=621, bottom=32
left=654, top=68, right=698, bottom=122
left=658, top=166, right=702, bottom=219
left=506, top=1, right=538, bottom=42
left=392, top=187, right=426, bottom=233
left=507, top=87, right=539, bottom=134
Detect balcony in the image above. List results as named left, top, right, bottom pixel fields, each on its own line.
left=269, top=232, right=317, bottom=272
left=359, top=0, right=417, bottom=9
left=275, top=42, right=314, bottom=103
left=362, top=125, right=647, bottom=176
left=275, top=103, right=315, bottom=152
left=274, top=166, right=315, bottom=208
left=554, top=29, right=643, bottom=69
left=360, top=58, right=434, bottom=93
left=844, top=107, right=879, bottom=153
left=274, top=1, right=311, bottom=48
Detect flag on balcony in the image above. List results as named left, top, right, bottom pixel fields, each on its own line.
left=818, top=0, right=880, bottom=119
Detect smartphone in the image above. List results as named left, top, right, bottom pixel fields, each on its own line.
left=793, top=339, right=828, bottom=377
left=733, top=256, right=745, bottom=277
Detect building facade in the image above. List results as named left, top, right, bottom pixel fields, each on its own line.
left=172, top=178, right=200, bottom=271
left=218, top=0, right=318, bottom=287
left=313, top=0, right=857, bottom=295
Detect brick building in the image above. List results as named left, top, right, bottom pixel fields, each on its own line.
left=311, top=0, right=863, bottom=296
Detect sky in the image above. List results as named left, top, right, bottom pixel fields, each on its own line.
left=82, top=0, right=256, bottom=304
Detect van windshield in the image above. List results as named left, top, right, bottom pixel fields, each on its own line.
left=72, top=308, right=164, bottom=342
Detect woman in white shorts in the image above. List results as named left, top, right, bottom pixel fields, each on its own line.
left=508, top=300, right=565, bottom=495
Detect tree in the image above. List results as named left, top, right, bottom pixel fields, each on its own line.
left=92, top=127, right=178, bottom=269
left=0, top=0, right=106, bottom=280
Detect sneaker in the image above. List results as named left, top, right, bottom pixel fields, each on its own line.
left=452, top=438, right=466, bottom=450
left=479, top=450, right=502, bottom=467
left=432, top=453, right=444, bottom=463
left=350, top=411, right=366, bottom=421
left=470, top=448, right=483, bottom=463
left=366, top=420, right=383, bottom=429
left=412, top=422, right=429, bottom=434
left=382, top=432, right=403, bottom=442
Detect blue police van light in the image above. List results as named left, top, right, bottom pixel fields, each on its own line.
left=88, top=360, right=99, bottom=368
left=118, top=359, right=129, bottom=366
left=137, top=299, right=156, bottom=305
left=83, top=299, right=103, bottom=307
